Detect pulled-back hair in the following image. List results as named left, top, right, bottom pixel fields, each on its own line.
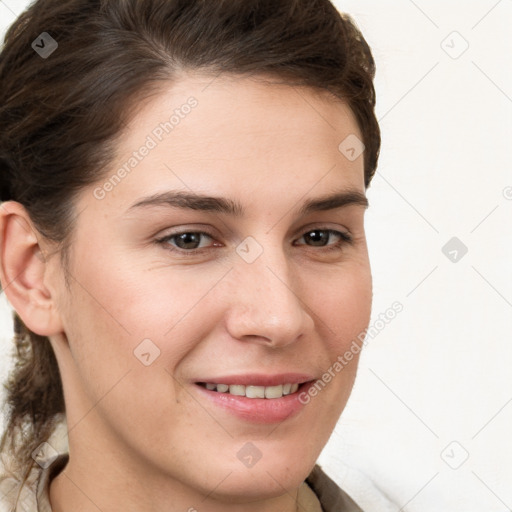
left=0, top=0, right=380, bottom=479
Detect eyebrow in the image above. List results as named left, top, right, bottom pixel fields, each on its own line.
left=127, top=189, right=368, bottom=216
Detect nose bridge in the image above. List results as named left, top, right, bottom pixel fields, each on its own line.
left=225, top=241, right=313, bottom=346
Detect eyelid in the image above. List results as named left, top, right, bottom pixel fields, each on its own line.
left=155, top=224, right=219, bottom=240
left=293, top=227, right=352, bottom=246
left=293, top=221, right=352, bottom=240
left=155, top=225, right=353, bottom=256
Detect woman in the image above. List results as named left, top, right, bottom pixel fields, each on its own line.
left=0, top=0, right=381, bottom=510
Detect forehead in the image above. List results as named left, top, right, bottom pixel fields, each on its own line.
left=83, top=73, right=365, bottom=214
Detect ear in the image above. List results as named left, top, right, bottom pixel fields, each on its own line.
left=0, top=201, right=64, bottom=336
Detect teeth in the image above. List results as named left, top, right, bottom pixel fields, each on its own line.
left=228, top=384, right=245, bottom=396
left=246, top=385, right=265, bottom=398
left=265, top=385, right=283, bottom=399
left=202, top=382, right=300, bottom=399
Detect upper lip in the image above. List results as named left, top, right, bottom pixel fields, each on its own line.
left=195, top=373, right=315, bottom=387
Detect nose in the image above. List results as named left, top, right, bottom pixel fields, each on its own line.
left=224, top=248, right=315, bottom=348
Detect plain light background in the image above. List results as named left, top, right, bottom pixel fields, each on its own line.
left=1, top=1, right=511, bottom=510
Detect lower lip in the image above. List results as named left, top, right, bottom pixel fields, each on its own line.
left=194, top=382, right=314, bottom=424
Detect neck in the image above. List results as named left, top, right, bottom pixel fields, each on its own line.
left=49, top=463, right=301, bottom=512
left=48, top=430, right=301, bottom=512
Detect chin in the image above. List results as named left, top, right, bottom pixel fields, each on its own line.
left=205, top=452, right=317, bottom=503
left=210, top=470, right=307, bottom=503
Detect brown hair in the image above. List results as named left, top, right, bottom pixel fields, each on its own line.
left=0, top=0, right=380, bottom=478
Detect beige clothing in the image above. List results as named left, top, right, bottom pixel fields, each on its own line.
left=0, top=417, right=363, bottom=511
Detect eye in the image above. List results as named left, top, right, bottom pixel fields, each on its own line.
left=155, top=227, right=352, bottom=255
left=156, top=231, right=218, bottom=251
left=295, top=228, right=352, bottom=250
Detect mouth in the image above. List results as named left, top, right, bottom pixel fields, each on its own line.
left=196, top=382, right=300, bottom=399
left=193, top=374, right=316, bottom=423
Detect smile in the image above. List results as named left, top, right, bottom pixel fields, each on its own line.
left=198, top=382, right=300, bottom=398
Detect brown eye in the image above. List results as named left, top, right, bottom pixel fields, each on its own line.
left=173, top=232, right=204, bottom=250
left=296, top=229, right=352, bottom=249
left=303, top=230, right=330, bottom=246
left=157, top=231, right=216, bottom=251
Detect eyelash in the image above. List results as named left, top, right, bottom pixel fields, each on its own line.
left=155, top=227, right=353, bottom=255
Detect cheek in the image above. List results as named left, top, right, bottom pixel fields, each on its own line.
left=305, top=263, right=371, bottom=405
left=62, top=256, right=230, bottom=375
left=59, top=260, right=213, bottom=448
left=312, top=263, right=372, bottom=350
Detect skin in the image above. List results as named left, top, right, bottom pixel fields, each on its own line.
left=0, top=73, right=372, bottom=512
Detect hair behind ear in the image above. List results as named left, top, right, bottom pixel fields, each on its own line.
left=0, top=311, right=65, bottom=479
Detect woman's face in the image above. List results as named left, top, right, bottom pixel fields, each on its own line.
left=48, top=73, right=372, bottom=504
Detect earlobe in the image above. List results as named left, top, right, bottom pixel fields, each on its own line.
left=0, top=200, right=64, bottom=336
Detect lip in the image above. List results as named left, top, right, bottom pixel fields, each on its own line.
left=195, top=373, right=314, bottom=387
left=192, top=373, right=316, bottom=424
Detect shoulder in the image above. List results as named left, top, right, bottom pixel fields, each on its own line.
left=306, top=464, right=364, bottom=512
left=306, top=463, right=397, bottom=512
left=0, top=414, right=68, bottom=512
